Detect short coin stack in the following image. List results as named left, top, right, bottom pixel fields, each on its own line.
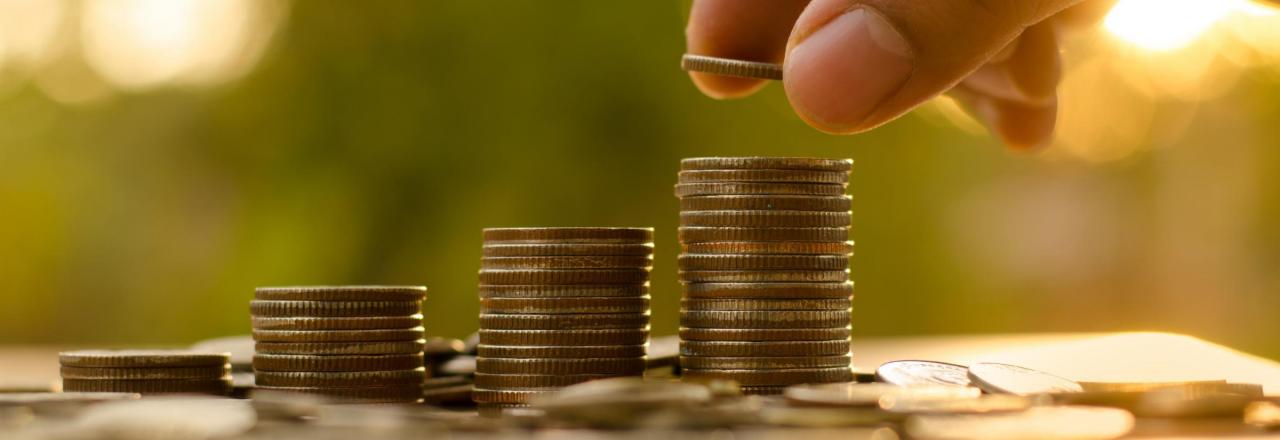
left=675, top=157, right=854, bottom=394
left=59, top=350, right=231, bottom=395
left=250, top=286, right=427, bottom=403
left=475, top=227, right=654, bottom=410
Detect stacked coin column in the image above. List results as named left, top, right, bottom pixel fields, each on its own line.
left=60, top=350, right=231, bottom=395
left=474, top=227, right=653, bottom=411
left=250, top=286, right=427, bottom=403
left=675, top=157, right=854, bottom=394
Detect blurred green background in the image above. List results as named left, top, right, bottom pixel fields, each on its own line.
left=1, top=1, right=1278, bottom=359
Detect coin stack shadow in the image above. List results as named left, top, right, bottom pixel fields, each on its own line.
left=675, top=157, right=855, bottom=394
left=59, top=350, right=232, bottom=395
left=250, top=286, right=427, bottom=403
left=474, top=227, right=654, bottom=411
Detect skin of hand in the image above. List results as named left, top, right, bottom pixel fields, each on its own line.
left=686, top=0, right=1116, bottom=151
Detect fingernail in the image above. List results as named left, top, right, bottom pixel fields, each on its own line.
left=785, top=7, right=913, bottom=133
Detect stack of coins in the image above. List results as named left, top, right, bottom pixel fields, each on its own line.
left=250, top=286, right=427, bottom=403
left=59, top=350, right=231, bottom=395
left=474, top=227, right=654, bottom=411
left=675, top=157, right=854, bottom=394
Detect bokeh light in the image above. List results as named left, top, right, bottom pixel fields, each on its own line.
left=1104, top=0, right=1242, bottom=52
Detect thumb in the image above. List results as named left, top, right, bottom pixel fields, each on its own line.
left=783, top=0, right=1083, bottom=134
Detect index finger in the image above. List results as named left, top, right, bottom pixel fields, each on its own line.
left=686, top=0, right=809, bottom=99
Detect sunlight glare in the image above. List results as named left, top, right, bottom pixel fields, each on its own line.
left=1104, top=0, right=1242, bottom=52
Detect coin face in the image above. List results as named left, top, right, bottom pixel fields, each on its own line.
left=680, top=157, right=852, bottom=172
left=59, top=350, right=230, bottom=368
left=967, top=363, right=1083, bottom=395
left=480, top=255, right=653, bottom=270
left=680, top=195, right=852, bottom=212
left=682, top=282, right=854, bottom=299
left=681, top=367, right=852, bottom=386
left=679, top=211, right=852, bottom=228
left=254, top=286, right=426, bottom=301
left=680, top=55, right=782, bottom=81
left=482, top=228, right=653, bottom=243
left=248, top=300, right=421, bottom=318
left=479, top=297, right=650, bottom=314
left=680, top=310, right=851, bottom=329
left=678, top=254, right=849, bottom=271
left=678, top=169, right=848, bottom=184
left=679, top=227, right=849, bottom=243
left=251, top=354, right=423, bottom=372
left=482, top=243, right=654, bottom=257
left=674, top=182, right=847, bottom=197
left=875, top=360, right=972, bottom=387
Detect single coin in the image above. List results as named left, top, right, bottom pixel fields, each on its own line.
left=480, top=297, right=650, bottom=314
left=679, top=227, right=848, bottom=243
left=682, top=367, right=852, bottom=386
left=252, top=327, right=425, bottom=343
left=421, top=384, right=473, bottom=405
left=474, top=373, right=625, bottom=389
left=680, top=157, right=852, bottom=172
left=252, top=354, right=423, bottom=372
left=479, top=313, right=650, bottom=330
left=683, top=282, right=854, bottom=299
left=61, top=378, right=231, bottom=395
left=784, top=383, right=983, bottom=407
left=681, top=195, right=852, bottom=212
left=682, top=241, right=854, bottom=255
left=59, top=350, right=229, bottom=368
left=481, top=255, right=653, bottom=270
left=479, top=329, right=649, bottom=346
left=254, top=385, right=423, bottom=403
left=477, top=357, right=645, bottom=375
left=476, top=345, right=646, bottom=360
left=678, top=169, right=848, bottom=184
left=681, top=298, right=851, bottom=311
left=472, top=388, right=555, bottom=404
left=680, top=211, right=851, bottom=228
left=254, top=286, right=426, bottom=302
left=254, top=369, right=426, bottom=387
left=482, top=243, right=654, bottom=257
left=254, top=340, right=425, bottom=355
left=680, top=340, right=850, bottom=357
left=478, top=269, right=650, bottom=285
left=680, top=54, right=782, bottom=81
left=679, top=327, right=851, bottom=341
left=249, top=300, right=420, bottom=318
left=876, top=360, right=972, bottom=387
left=674, top=182, right=846, bottom=198
left=679, top=270, right=848, bottom=283
left=968, top=362, right=1083, bottom=395
left=251, top=315, right=422, bottom=331
left=478, top=284, right=649, bottom=298
left=680, top=355, right=851, bottom=370
left=680, top=310, right=851, bottom=329
left=905, top=406, right=1135, bottom=440
left=678, top=254, right=849, bottom=271
left=59, top=365, right=228, bottom=380
left=482, top=228, right=652, bottom=244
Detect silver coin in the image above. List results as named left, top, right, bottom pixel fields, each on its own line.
left=876, top=360, right=971, bottom=387
left=680, top=54, right=782, bottom=80
left=967, top=362, right=1083, bottom=395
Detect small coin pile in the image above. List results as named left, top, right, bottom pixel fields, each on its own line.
left=250, top=286, right=427, bottom=403
left=675, top=157, right=854, bottom=394
left=59, top=350, right=231, bottom=395
left=475, top=227, right=654, bottom=411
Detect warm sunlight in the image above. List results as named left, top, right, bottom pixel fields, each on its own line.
left=1104, top=0, right=1243, bottom=52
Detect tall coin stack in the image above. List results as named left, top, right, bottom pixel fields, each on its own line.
left=675, top=157, right=854, bottom=394
left=59, top=350, right=231, bottom=395
left=474, top=227, right=653, bottom=411
left=250, top=286, right=427, bottom=403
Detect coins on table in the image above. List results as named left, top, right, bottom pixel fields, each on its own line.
left=249, top=285, right=426, bottom=403
left=876, top=360, right=972, bottom=388
left=675, top=157, right=854, bottom=392
left=967, top=362, right=1083, bottom=395
left=475, top=227, right=653, bottom=407
left=59, top=350, right=231, bottom=395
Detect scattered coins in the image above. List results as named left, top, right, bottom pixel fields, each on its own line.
left=476, top=228, right=653, bottom=407
left=251, top=285, right=426, bottom=403
left=967, top=362, right=1084, bottom=395
left=876, top=360, right=972, bottom=388
left=59, top=350, right=231, bottom=396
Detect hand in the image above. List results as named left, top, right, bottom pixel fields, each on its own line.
left=686, top=0, right=1114, bottom=150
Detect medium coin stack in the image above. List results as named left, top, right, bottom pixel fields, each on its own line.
left=475, top=227, right=654, bottom=410
left=675, top=157, right=855, bottom=394
left=250, top=286, right=427, bottom=403
left=59, top=350, right=231, bottom=395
